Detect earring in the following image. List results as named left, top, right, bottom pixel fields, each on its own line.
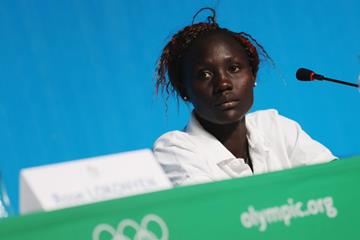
left=254, top=82, right=257, bottom=87
left=183, top=96, right=188, bottom=101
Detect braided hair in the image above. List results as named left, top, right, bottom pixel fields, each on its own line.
left=155, top=8, right=273, bottom=101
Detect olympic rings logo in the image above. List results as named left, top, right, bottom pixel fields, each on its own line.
left=92, top=214, right=169, bottom=240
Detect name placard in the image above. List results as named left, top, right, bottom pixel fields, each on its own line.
left=20, top=149, right=172, bottom=214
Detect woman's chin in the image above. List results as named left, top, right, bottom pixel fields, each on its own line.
left=198, top=110, right=246, bottom=125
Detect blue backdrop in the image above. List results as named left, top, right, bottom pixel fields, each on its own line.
left=0, top=0, right=359, bottom=213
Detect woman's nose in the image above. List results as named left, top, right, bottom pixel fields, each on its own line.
left=214, top=72, right=233, bottom=94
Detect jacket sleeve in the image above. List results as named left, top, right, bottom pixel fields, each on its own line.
left=153, top=131, right=213, bottom=186
left=274, top=112, right=337, bottom=165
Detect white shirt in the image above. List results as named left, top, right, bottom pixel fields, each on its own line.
left=153, top=109, right=336, bottom=186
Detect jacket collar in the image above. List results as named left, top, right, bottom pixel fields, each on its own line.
left=186, top=111, right=270, bottom=175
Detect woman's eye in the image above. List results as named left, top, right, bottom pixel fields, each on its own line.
left=229, top=64, right=240, bottom=73
left=199, top=71, right=212, bottom=80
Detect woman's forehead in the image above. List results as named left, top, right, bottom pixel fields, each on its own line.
left=183, top=31, right=248, bottom=62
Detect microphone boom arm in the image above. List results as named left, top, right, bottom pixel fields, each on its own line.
left=321, top=77, right=359, bottom=88
left=296, top=67, right=359, bottom=88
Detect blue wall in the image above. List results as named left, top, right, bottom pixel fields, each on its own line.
left=0, top=0, right=359, bottom=213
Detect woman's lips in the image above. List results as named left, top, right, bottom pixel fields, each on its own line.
left=215, top=100, right=240, bottom=110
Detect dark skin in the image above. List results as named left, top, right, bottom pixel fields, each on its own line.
left=180, top=31, right=255, bottom=170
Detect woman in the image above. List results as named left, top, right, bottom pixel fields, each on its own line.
left=153, top=8, right=335, bottom=186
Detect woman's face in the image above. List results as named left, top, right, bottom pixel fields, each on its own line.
left=181, top=32, right=255, bottom=125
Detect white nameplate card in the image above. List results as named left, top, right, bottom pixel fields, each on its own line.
left=20, top=149, right=172, bottom=214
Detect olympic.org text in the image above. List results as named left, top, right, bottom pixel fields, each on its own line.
left=240, top=196, right=337, bottom=232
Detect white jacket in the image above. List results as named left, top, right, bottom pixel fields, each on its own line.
left=153, top=109, right=336, bottom=186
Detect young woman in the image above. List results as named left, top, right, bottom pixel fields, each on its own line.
left=153, top=8, right=335, bottom=186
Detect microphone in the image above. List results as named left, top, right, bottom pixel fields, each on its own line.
left=296, top=68, right=359, bottom=88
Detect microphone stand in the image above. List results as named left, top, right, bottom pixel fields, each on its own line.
left=317, top=76, right=359, bottom=88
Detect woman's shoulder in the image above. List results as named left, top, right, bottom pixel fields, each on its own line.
left=153, top=130, right=196, bottom=149
left=246, top=108, right=302, bottom=138
left=247, top=108, right=279, bottom=120
left=247, top=108, right=294, bottom=127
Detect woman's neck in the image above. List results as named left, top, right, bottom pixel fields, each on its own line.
left=195, top=114, right=249, bottom=160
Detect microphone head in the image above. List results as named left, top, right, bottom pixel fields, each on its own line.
left=296, top=68, right=315, bottom=81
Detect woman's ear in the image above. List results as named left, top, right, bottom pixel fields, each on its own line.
left=178, top=87, right=189, bottom=101
left=177, top=80, right=190, bottom=101
left=251, top=73, right=257, bottom=87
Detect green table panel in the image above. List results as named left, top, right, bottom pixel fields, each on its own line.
left=0, top=156, right=359, bottom=239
